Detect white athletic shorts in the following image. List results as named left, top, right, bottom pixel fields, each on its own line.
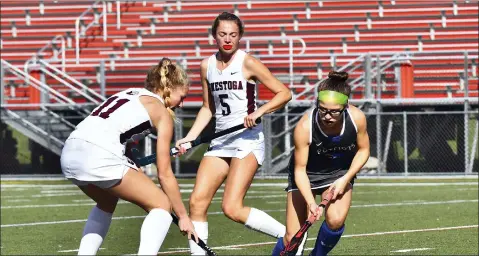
left=203, top=126, right=265, bottom=165
left=60, top=138, right=138, bottom=189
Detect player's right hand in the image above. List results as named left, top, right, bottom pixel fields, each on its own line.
left=244, top=111, right=262, bottom=128
left=174, top=137, right=195, bottom=156
left=178, top=216, right=199, bottom=243
left=308, top=202, right=323, bottom=221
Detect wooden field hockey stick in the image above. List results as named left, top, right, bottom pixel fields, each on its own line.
left=279, top=188, right=335, bottom=256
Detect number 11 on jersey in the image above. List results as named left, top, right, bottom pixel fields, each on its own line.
left=91, top=96, right=130, bottom=119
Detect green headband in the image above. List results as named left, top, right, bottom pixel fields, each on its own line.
left=318, top=90, right=349, bottom=105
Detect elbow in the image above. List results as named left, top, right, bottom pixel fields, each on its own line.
left=362, top=148, right=371, bottom=161
left=284, top=89, right=293, bottom=103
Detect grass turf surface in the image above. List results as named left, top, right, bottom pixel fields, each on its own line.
left=1, top=178, right=478, bottom=255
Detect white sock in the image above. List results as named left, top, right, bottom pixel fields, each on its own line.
left=244, top=208, right=286, bottom=238
left=137, top=208, right=172, bottom=255
left=188, top=221, right=208, bottom=255
left=296, top=231, right=307, bottom=255
left=78, top=206, right=112, bottom=255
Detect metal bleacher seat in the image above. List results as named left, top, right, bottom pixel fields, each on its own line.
left=1, top=0, right=477, bottom=106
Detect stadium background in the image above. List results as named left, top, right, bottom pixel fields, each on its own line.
left=0, top=1, right=478, bottom=255
left=1, top=0, right=478, bottom=177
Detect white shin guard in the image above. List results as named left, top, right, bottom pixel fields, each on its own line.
left=245, top=208, right=286, bottom=238
left=188, top=221, right=208, bottom=255
left=78, top=206, right=113, bottom=255
left=137, top=208, right=172, bottom=255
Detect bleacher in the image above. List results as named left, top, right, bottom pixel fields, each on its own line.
left=1, top=0, right=478, bottom=106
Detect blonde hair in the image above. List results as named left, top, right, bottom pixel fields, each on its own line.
left=145, top=57, right=189, bottom=119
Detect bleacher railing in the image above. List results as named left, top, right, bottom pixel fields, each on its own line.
left=3, top=59, right=76, bottom=106
left=25, top=35, right=66, bottom=73
left=75, top=0, right=108, bottom=64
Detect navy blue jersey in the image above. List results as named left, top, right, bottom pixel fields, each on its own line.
left=287, top=107, right=358, bottom=191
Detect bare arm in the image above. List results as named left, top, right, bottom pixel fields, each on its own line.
left=141, top=97, right=189, bottom=218
left=343, top=105, right=370, bottom=183
left=183, top=58, right=214, bottom=140
left=293, top=111, right=316, bottom=207
left=243, top=55, right=292, bottom=120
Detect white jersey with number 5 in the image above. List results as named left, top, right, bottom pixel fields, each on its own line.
left=205, top=49, right=264, bottom=161
left=68, top=88, right=162, bottom=158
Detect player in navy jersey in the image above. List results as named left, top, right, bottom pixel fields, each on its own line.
left=60, top=58, right=197, bottom=255
left=272, top=71, right=370, bottom=256
left=174, top=12, right=293, bottom=255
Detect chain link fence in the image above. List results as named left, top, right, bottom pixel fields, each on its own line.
left=367, top=111, right=478, bottom=174
left=139, top=108, right=478, bottom=177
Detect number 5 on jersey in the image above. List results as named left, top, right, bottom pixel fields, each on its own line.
left=91, top=96, right=130, bottom=119
left=218, top=94, right=231, bottom=116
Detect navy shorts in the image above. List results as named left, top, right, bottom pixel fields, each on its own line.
left=285, top=172, right=355, bottom=194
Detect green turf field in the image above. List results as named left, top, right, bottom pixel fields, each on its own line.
left=1, top=178, right=478, bottom=255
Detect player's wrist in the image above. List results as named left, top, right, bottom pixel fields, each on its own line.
left=184, top=134, right=197, bottom=141
left=341, top=173, right=353, bottom=183
left=255, top=108, right=266, bottom=118
left=176, top=212, right=189, bottom=220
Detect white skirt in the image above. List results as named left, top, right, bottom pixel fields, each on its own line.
left=60, top=138, right=138, bottom=188
left=203, top=126, right=265, bottom=165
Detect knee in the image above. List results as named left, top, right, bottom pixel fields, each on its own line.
left=221, top=202, right=242, bottom=222
left=189, top=192, right=210, bottom=214
left=325, top=215, right=346, bottom=230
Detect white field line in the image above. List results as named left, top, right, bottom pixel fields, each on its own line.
left=0, top=194, right=289, bottom=209
left=2, top=187, right=477, bottom=199
left=1, top=192, right=478, bottom=209
left=175, top=182, right=479, bottom=188
left=1, top=199, right=477, bottom=227
left=58, top=248, right=105, bottom=253
left=2, top=175, right=477, bottom=181
left=265, top=199, right=478, bottom=207
left=0, top=189, right=276, bottom=199
left=40, top=189, right=82, bottom=193
left=1, top=182, right=477, bottom=189
left=4, top=199, right=31, bottom=203
left=5, top=195, right=477, bottom=209
left=390, top=247, right=433, bottom=253
left=2, top=186, right=478, bottom=200
left=1, top=193, right=84, bottom=199
left=156, top=225, right=478, bottom=254
left=72, top=199, right=97, bottom=203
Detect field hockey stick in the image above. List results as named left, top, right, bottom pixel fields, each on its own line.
left=135, top=119, right=262, bottom=166
left=279, top=188, right=335, bottom=256
left=170, top=214, right=217, bottom=256
left=127, top=146, right=217, bottom=255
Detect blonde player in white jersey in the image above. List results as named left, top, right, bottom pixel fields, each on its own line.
left=175, top=12, right=293, bottom=255
left=60, top=58, right=198, bottom=255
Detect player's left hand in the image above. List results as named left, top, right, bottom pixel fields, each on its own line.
left=178, top=216, right=199, bottom=243
left=244, top=111, right=262, bottom=128
left=330, top=176, right=348, bottom=200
